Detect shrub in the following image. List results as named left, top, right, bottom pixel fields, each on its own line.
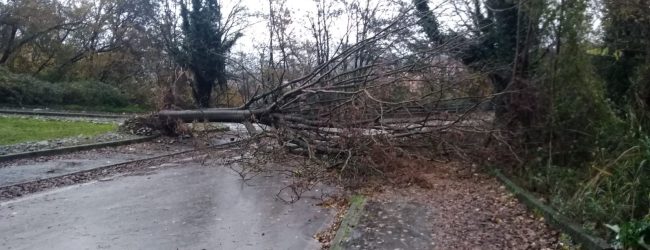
left=0, top=67, right=130, bottom=109
left=0, top=67, right=63, bottom=105
left=60, top=80, right=128, bottom=107
left=607, top=216, right=650, bottom=250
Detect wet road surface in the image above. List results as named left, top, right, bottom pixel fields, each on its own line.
left=0, top=159, right=333, bottom=249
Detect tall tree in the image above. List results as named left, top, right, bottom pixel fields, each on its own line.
left=598, top=0, right=650, bottom=117
left=171, top=0, right=243, bottom=108
left=412, top=0, right=442, bottom=44
left=459, top=0, right=545, bottom=127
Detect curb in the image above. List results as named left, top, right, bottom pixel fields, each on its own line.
left=331, top=195, right=367, bottom=250
left=0, top=109, right=131, bottom=119
left=0, top=135, right=159, bottom=162
left=492, top=169, right=612, bottom=250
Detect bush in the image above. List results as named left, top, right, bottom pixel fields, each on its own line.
left=60, top=80, right=128, bottom=107
left=507, top=2, right=650, bottom=242
left=0, top=67, right=130, bottom=109
left=607, top=216, right=650, bottom=250
left=0, top=67, right=62, bottom=105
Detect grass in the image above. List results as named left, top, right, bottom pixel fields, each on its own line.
left=0, top=117, right=117, bottom=145
left=0, top=104, right=151, bottom=114
left=330, top=195, right=367, bottom=250
left=510, top=135, right=650, bottom=244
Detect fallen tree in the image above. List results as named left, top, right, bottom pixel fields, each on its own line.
left=152, top=10, right=495, bottom=176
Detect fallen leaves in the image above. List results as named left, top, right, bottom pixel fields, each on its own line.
left=371, top=161, right=562, bottom=249
left=315, top=195, right=349, bottom=249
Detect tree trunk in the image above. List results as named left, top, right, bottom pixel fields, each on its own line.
left=490, top=70, right=512, bottom=125
left=192, top=74, right=213, bottom=108
left=158, top=108, right=269, bottom=124
left=0, top=25, right=18, bottom=65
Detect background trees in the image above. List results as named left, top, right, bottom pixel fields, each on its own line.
left=598, top=0, right=650, bottom=128
left=167, top=0, right=243, bottom=108
left=0, top=0, right=160, bottom=110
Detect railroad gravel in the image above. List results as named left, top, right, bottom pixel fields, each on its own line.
left=0, top=148, right=213, bottom=201
left=0, top=137, right=231, bottom=200
left=0, top=137, right=198, bottom=168
left=0, top=132, right=143, bottom=156
left=0, top=131, right=245, bottom=200
left=0, top=113, right=125, bottom=124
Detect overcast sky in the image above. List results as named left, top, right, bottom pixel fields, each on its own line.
left=227, top=0, right=463, bottom=53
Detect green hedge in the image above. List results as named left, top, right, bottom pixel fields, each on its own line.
left=0, top=67, right=129, bottom=108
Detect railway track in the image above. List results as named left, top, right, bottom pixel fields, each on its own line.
left=0, top=108, right=136, bottom=119
left=0, top=138, right=246, bottom=202
left=0, top=135, right=159, bottom=162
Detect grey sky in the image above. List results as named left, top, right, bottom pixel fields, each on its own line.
left=229, top=0, right=463, bottom=53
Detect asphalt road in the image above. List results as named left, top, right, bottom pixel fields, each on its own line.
left=0, top=158, right=333, bottom=249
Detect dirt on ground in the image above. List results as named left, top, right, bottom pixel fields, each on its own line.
left=357, top=161, right=564, bottom=250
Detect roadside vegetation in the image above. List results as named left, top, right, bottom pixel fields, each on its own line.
left=0, top=67, right=149, bottom=113
left=496, top=1, right=650, bottom=246
left=0, top=117, right=116, bottom=145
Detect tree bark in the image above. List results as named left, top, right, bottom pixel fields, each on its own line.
left=158, top=108, right=269, bottom=124
left=192, top=74, right=213, bottom=108
left=490, top=70, right=512, bottom=125
left=0, top=25, right=17, bottom=65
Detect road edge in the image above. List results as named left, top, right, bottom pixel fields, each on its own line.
left=492, top=169, right=612, bottom=250
left=0, top=135, right=159, bottom=162
left=330, top=195, right=367, bottom=250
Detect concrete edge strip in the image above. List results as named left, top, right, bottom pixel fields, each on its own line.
left=0, top=109, right=132, bottom=119
left=0, top=135, right=159, bottom=162
left=331, top=195, right=368, bottom=250
left=0, top=139, right=247, bottom=192
left=492, top=169, right=612, bottom=250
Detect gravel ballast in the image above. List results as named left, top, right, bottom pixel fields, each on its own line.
left=0, top=113, right=126, bottom=124
left=0, top=137, right=242, bottom=201
left=0, top=148, right=211, bottom=201
left=0, top=132, right=143, bottom=156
